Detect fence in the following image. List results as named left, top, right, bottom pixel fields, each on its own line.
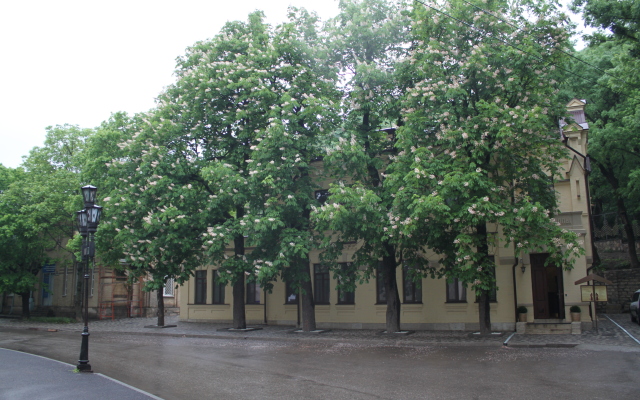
left=591, top=213, right=640, bottom=242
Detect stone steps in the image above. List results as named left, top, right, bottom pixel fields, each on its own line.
left=525, top=322, right=572, bottom=334
left=516, top=321, right=582, bottom=335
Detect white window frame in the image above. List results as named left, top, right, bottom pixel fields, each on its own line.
left=163, top=277, right=175, bottom=297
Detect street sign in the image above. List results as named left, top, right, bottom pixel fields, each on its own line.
left=580, top=285, right=608, bottom=302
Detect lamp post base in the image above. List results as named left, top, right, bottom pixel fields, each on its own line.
left=77, top=327, right=92, bottom=373
left=76, top=363, right=92, bottom=373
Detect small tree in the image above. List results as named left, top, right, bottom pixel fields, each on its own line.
left=199, top=9, right=341, bottom=331
left=96, top=111, right=217, bottom=326
left=0, top=125, right=92, bottom=318
left=312, top=0, right=416, bottom=333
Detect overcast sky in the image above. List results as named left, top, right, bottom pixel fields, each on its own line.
left=0, top=0, right=341, bottom=168
left=0, top=0, right=589, bottom=169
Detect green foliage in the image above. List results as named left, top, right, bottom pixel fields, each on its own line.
left=313, top=0, right=417, bottom=302
left=572, top=0, right=640, bottom=56
left=96, top=111, right=210, bottom=291
left=97, top=10, right=340, bottom=298
left=568, top=43, right=640, bottom=212
left=561, top=7, right=640, bottom=267
left=391, top=0, right=584, bottom=300
left=0, top=125, right=92, bottom=295
left=517, top=306, right=528, bottom=314
left=569, top=305, right=581, bottom=313
left=25, top=316, right=75, bottom=323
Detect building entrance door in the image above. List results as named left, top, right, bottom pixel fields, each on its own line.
left=530, top=253, right=565, bottom=320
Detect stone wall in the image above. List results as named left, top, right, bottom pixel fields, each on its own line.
left=595, top=268, right=640, bottom=313
left=595, top=239, right=640, bottom=253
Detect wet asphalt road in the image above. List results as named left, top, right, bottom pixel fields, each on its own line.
left=1, top=328, right=639, bottom=400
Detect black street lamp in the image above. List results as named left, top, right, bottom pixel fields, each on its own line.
left=76, top=185, right=102, bottom=373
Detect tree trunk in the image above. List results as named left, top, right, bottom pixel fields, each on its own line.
left=19, top=291, right=30, bottom=319
left=232, top=279, right=246, bottom=329
left=616, top=197, right=640, bottom=268
left=478, top=290, right=491, bottom=335
left=232, top=206, right=247, bottom=330
left=300, top=257, right=316, bottom=331
left=476, top=223, right=492, bottom=334
left=156, top=288, right=165, bottom=327
left=382, top=244, right=400, bottom=333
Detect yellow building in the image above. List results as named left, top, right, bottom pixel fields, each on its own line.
left=180, top=100, right=593, bottom=332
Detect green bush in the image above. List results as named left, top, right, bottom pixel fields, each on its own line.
left=26, top=317, right=75, bottom=324
left=517, top=306, right=528, bottom=314
left=569, top=305, right=581, bottom=313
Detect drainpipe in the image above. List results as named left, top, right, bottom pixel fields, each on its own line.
left=512, top=257, right=520, bottom=328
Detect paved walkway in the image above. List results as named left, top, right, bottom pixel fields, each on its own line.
left=2, top=313, right=640, bottom=349
left=0, top=348, right=161, bottom=400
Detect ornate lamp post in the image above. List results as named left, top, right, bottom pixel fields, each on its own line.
left=76, top=185, right=102, bottom=373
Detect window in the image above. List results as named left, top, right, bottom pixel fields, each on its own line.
left=246, top=280, right=261, bottom=304
left=163, top=277, right=175, bottom=297
left=313, top=264, right=330, bottom=304
left=212, top=271, right=225, bottom=304
left=447, top=278, right=467, bottom=303
left=337, top=262, right=355, bottom=305
left=285, top=280, right=298, bottom=304
left=403, top=264, right=422, bottom=303
left=315, top=189, right=330, bottom=205
left=376, top=265, right=387, bottom=304
left=195, top=270, right=207, bottom=304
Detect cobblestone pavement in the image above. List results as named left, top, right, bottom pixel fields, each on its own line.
left=2, top=313, right=640, bottom=349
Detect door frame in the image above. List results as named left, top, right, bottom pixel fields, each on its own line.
left=530, top=253, right=565, bottom=320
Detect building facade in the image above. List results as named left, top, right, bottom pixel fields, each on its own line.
left=179, top=100, right=594, bottom=331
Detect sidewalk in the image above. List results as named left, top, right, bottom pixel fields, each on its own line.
left=0, top=348, right=161, bottom=400
left=1, top=313, right=639, bottom=349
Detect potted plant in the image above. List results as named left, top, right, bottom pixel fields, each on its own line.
left=517, top=306, right=528, bottom=322
left=570, top=305, right=581, bottom=322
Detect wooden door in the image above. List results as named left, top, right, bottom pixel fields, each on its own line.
left=530, top=254, right=550, bottom=319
